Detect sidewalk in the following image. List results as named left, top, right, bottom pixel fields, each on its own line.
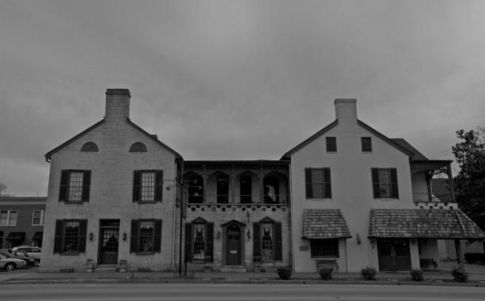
left=2, top=265, right=485, bottom=286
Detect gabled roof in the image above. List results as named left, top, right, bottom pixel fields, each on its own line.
left=45, top=118, right=182, bottom=161
left=391, top=138, right=428, bottom=161
left=369, top=209, right=485, bottom=239
left=281, top=119, right=415, bottom=159
left=302, top=209, right=352, bottom=239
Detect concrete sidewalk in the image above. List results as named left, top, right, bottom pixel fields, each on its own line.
left=2, top=265, right=485, bottom=286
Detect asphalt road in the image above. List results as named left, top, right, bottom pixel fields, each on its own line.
left=1, top=283, right=485, bottom=301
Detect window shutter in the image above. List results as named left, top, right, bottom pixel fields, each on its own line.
left=82, top=171, right=91, bottom=202
left=371, top=168, right=380, bottom=198
left=78, top=220, right=87, bottom=253
left=130, top=220, right=139, bottom=253
left=184, top=223, right=192, bottom=262
left=305, top=169, right=313, bottom=198
left=132, top=171, right=141, bottom=202
left=390, top=168, right=399, bottom=198
left=324, top=168, right=332, bottom=198
left=253, top=223, right=261, bottom=263
left=59, top=171, right=69, bottom=202
left=274, top=222, right=283, bottom=261
left=155, top=170, right=164, bottom=202
left=54, top=220, right=63, bottom=253
left=153, top=220, right=162, bottom=253
left=206, top=223, right=214, bottom=262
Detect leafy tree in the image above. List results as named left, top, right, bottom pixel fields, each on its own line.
left=452, top=128, right=485, bottom=230
left=0, top=183, right=6, bottom=196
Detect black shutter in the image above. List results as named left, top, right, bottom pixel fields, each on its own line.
left=54, top=220, right=63, bottom=253
left=253, top=223, right=261, bottom=263
left=133, top=171, right=141, bottom=202
left=371, top=168, right=380, bottom=198
left=184, top=223, right=192, bottom=262
left=59, top=170, right=69, bottom=202
left=274, top=222, right=283, bottom=261
left=324, top=168, right=332, bottom=198
left=390, top=168, right=399, bottom=198
left=305, top=169, right=313, bottom=198
left=153, top=220, right=162, bottom=253
left=155, top=170, right=164, bottom=202
left=78, top=220, right=87, bottom=253
left=206, top=223, right=214, bottom=262
left=130, top=220, right=139, bottom=253
left=82, top=171, right=91, bottom=202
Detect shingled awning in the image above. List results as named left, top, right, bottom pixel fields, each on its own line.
left=369, top=209, right=485, bottom=239
left=302, top=209, right=351, bottom=239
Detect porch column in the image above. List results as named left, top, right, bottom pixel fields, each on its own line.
left=425, top=172, right=433, bottom=203
left=410, top=239, right=421, bottom=270
left=258, top=172, right=265, bottom=203
left=229, top=172, right=236, bottom=204
left=455, top=239, right=463, bottom=266
left=447, top=164, right=456, bottom=203
left=202, top=174, right=208, bottom=204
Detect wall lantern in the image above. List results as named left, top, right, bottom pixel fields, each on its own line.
left=89, top=233, right=94, bottom=242
left=356, top=233, right=361, bottom=245
left=123, top=233, right=127, bottom=241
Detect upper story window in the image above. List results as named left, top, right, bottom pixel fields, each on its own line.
left=130, top=219, right=162, bottom=253
left=263, top=174, right=280, bottom=204
left=361, top=137, right=372, bottom=152
left=371, top=168, right=399, bottom=199
left=185, top=173, right=204, bottom=204
left=129, top=142, right=147, bottom=152
left=80, top=142, right=99, bottom=152
left=326, top=137, right=337, bottom=152
left=240, top=174, right=252, bottom=204
left=32, top=210, right=45, bottom=226
left=53, top=219, right=87, bottom=254
left=310, top=238, right=339, bottom=258
left=305, top=168, right=332, bottom=199
left=133, top=170, right=163, bottom=202
left=59, top=170, right=91, bottom=202
left=216, top=174, right=229, bottom=204
left=0, top=210, right=17, bottom=226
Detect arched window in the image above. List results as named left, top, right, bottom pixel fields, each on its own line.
left=129, top=142, right=147, bottom=152
left=80, top=142, right=99, bottom=152
left=184, top=173, right=204, bottom=204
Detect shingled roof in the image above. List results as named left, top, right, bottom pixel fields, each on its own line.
left=302, top=209, right=352, bottom=239
left=369, top=209, right=485, bottom=239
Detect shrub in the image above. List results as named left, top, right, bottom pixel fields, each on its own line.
left=410, top=269, right=424, bottom=281
left=277, top=267, right=292, bottom=280
left=361, top=267, right=376, bottom=280
left=319, top=267, right=333, bottom=280
left=451, top=266, right=468, bottom=282
left=464, top=253, right=485, bottom=264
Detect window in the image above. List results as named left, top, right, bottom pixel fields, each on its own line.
left=186, top=174, right=204, bottom=204
left=240, top=174, right=252, bottom=204
left=185, top=219, right=214, bottom=262
left=216, top=174, right=229, bottom=204
left=310, top=239, right=339, bottom=258
left=326, top=137, right=337, bottom=152
left=253, top=219, right=283, bottom=263
left=133, top=170, right=163, bottom=202
left=59, top=170, right=91, bottom=202
left=53, top=220, right=87, bottom=254
left=263, top=175, right=280, bottom=204
left=32, top=210, right=45, bottom=225
left=80, top=142, right=99, bottom=152
left=0, top=210, right=18, bottom=226
left=130, top=220, right=162, bottom=253
left=129, top=142, right=147, bottom=152
left=305, top=168, right=332, bottom=199
left=361, top=137, right=372, bottom=152
left=371, top=168, right=399, bottom=198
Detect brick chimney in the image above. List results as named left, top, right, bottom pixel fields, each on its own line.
left=105, top=89, right=130, bottom=122
left=334, top=98, right=357, bottom=124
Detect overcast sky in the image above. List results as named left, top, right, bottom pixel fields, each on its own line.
left=1, top=0, right=484, bottom=196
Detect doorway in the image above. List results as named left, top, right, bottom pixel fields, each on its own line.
left=225, top=224, right=242, bottom=265
left=377, top=239, right=411, bottom=271
left=98, top=219, right=119, bottom=265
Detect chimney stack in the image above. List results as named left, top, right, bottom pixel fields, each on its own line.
left=334, top=98, right=357, bottom=124
left=105, top=89, right=131, bottom=122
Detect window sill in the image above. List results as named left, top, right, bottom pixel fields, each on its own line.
left=374, top=198, right=399, bottom=201
left=306, top=198, right=332, bottom=201
left=61, top=201, right=87, bottom=204
left=134, top=201, right=159, bottom=204
left=134, top=251, right=156, bottom=255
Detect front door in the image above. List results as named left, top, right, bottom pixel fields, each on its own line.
left=377, top=239, right=411, bottom=271
left=226, top=224, right=242, bottom=265
left=98, top=220, right=119, bottom=265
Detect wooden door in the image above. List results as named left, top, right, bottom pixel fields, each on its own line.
left=98, top=220, right=119, bottom=265
left=377, top=239, right=411, bottom=271
left=226, top=225, right=241, bottom=265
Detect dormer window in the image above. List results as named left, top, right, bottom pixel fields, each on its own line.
left=80, top=142, right=98, bottom=152
left=129, top=142, right=147, bottom=152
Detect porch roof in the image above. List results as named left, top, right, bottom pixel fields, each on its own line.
left=302, top=209, right=351, bottom=239
left=369, top=209, right=485, bottom=239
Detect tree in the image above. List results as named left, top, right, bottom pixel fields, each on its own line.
left=452, top=128, right=485, bottom=230
left=0, top=183, right=6, bottom=196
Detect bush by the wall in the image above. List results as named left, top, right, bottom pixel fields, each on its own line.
left=361, top=267, right=376, bottom=280
left=277, top=267, right=292, bottom=280
left=410, top=269, right=424, bottom=281
left=451, top=266, right=468, bottom=282
left=319, top=268, right=333, bottom=280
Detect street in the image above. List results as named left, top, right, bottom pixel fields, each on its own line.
left=1, top=283, right=485, bottom=301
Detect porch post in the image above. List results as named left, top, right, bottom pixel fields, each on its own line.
left=425, top=172, right=433, bottom=203
left=447, top=164, right=456, bottom=203
left=409, top=239, right=421, bottom=270
left=454, top=239, right=463, bottom=266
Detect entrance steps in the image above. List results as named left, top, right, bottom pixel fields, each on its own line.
left=220, top=266, right=247, bottom=273
left=95, top=264, right=117, bottom=272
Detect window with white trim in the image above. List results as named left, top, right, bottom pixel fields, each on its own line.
left=0, top=210, right=17, bottom=226
left=32, top=210, right=45, bottom=225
